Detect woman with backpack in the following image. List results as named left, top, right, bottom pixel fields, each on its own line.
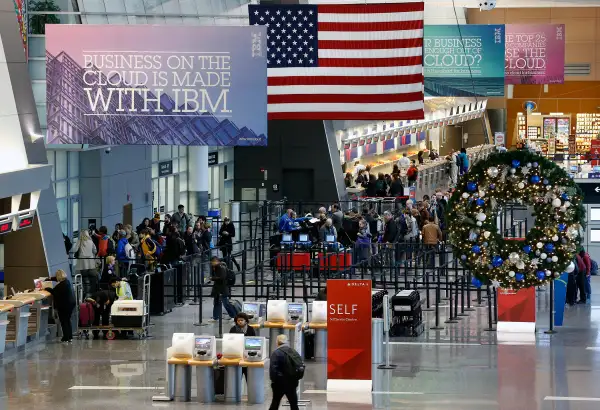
left=375, top=173, right=388, bottom=197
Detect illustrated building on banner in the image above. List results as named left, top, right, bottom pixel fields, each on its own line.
left=46, top=51, right=267, bottom=146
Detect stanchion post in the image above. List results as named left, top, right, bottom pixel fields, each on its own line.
left=193, top=281, right=204, bottom=327
left=423, top=268, right=433, bottom=311
left=458, top=276, right=468, bottom=317
left=431, top=285, right=444, bottom=331
left=465, top=272, right=475, bottom=311
left=483, top=285, right=495, bottom=332
left=444, top=282, right=458, bottom=324
left=377, top=294, right=397, bottom=370
left=544, top=279, right=557, bottom=334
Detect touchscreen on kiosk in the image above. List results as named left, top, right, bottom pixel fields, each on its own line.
left=245, top=337, right=262, bottom=351
left=288, top=303, right=303, bottom=319
left=243, top=302, right=259, bottom=317
left=299, top=234, right=308, bottom=242
left=282, top=234, right=292, bottom=242
left=195, top=337, right=212, bottom=351
left=326, top=235, right=335, bottom=243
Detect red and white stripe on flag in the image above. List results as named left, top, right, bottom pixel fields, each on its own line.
left=266, top=2, right=424, bottom=120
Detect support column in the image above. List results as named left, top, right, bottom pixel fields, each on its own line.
left=188, top=146, right=209, bottom=217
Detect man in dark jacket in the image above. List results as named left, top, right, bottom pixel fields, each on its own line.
left=171, top=204, right=191, bottom=233
left=269, top=334, right=302, bottom=410
left=382, top=211, right=398, bottom=244
left=86, top=289, right=115, bottom=339
left=209, top=257, right=237, bottom=322
left=219, top=217, right=241, bottom=271
left=331, top=204, right=344, bottom=232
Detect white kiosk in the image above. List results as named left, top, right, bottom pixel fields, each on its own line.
left=189, top=335, right=217, bottom=403
left=286, top=302, right=307, bottom=358
left=309, top=301, right=328, bottom=360
left=265, top=300, right=288, bottom=354
left=243, top=301, right=267, bottom=336
left=221, top=333, right=244, bottom=403
left=167, top=333, right=195, bottom=401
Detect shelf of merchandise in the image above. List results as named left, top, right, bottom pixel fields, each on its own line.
left=576, top=113, right=600, bottom=135
left=527, top=126, right=540, bottom=139
left=517, top=115, right=526, bottom=140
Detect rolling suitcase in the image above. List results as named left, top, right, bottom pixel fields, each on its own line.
left=79, top=302, right=95, bottom=327
left=303, top=331, right=315, bottom=360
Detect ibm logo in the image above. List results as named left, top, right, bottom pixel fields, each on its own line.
left=252, top=32, right=263, bottom=58
left=494, top=28, right=503, bottom=44
left=556, top=26, right=563, bottom=40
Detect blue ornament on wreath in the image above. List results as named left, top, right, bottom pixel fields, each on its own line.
left=543, top=179, right=549, bottom=185
left=558, top=223, right=566, bottom=232
left=532, top=162, right=538, bottom=168
left=536, top=271, right=546, bottom=280
left=461, top=255, right=467, bottom=261
left=515, top=273, right=525, bottom=282
left=523, top=245, right=532, bottom=254
left=471, top=277, right=483, bottom=288
left=530, top=175, right=540, bottom=184
left=467, top=182, right=478, bottom=192
left=476, top=198, right=485, bottom=206
left=561, top=193, right=569, bottom=201
left=489, top=183, right=496, bottom=190
left=512, top=160, right=521, bottom=168
left=472, top=245, right=481, bottom=254
left=492, top=256, right=503, bottom=267
left=545, top=243, right=555, bottom=253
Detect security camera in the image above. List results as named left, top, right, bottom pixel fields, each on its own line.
left=104, top=147, right=112, bottom=154
left=479, top=0, right=496, bottom=10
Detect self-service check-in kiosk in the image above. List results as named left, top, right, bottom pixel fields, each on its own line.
left=243, top=301, right=267, bottom=336
left=221, top=333, right=244, bottom=403
left=309, top=301, right=328, bottom=360
left=241, top=336, right=268, bottom=404
left=265, top=300, right=288, bottom=354
left=167, top=333, right=194, bottom=401
left=189, top=335, right=217, bottom=403
left=285, top=302, right=307, bottom=358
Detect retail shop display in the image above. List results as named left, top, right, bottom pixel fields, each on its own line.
left=447, top=151, right=585, bottom=288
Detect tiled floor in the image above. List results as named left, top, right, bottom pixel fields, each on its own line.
left=1, top=280, right=600, bottom=409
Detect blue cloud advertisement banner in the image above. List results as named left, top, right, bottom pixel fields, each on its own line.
left=45, top=25, right=268, bottom=146
left=424, top=25, right=505, bottom=97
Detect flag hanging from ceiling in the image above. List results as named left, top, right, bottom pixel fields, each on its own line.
left=249, top=2, right=425, bottom=121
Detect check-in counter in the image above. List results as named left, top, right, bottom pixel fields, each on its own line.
left=0, top=304, right=13, bottom=355
left=14, top=292, right=51, bottom=340
left=2, top=299, right=31, bottom=348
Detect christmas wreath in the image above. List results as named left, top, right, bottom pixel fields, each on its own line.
left=447, top=151, right=586, bottom=289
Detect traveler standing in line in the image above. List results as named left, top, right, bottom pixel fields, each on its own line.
left=268, top=334, right=303, bottom=410
left=150, top=213, right=162, bottom=233
left=63, top=233, right=72, bottom=256
left=136, top=218, right=151, bottom=235
left=319, top=218, right=337, bottom=243
left=209, top=256, right=237, bottom=322
left=219, top=217, right=241, bottom=271
left=71, top=228, right=98, bottom=298
left=458, top=148, right=470, bottom=175
left=398, top=152, right=410, bottom=169
left=365, top=174, right=377, bottom=197
left=162, top=214, right=172, bottom=236
left=94, top=226, right=115, bottom=258
left=183, top=225, right=200, bottom=256
left=449, top=151, right=459, bottom=186
left=422, top=216, right=443, bottom=268
left=116, top=230, right=135, bottom=274
left=112, top=223, right=123, bottom=246
left=417, top=150, right=424, bottom=165
left=44, top=269, right=76, bottom=343
left=406, top=160, right=419, bottom=187
left=171, top=204, right=191, bottom=233
left=124, top=224, right=140, bottom=251
left=389, top=174, right=404, bottom=197
left=375, top=173, right=388, bottom=197
left=331, top=204, right=344, bottom=232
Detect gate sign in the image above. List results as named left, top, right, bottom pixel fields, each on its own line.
left=45, top=25, right=268, bottom=146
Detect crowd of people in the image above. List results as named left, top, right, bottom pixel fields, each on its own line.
left=65, top=204, right=240, bottom=298
left=278, top=189, right=450, bottom=266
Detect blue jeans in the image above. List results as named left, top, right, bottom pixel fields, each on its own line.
left=213, top=295, right=237, bottom=320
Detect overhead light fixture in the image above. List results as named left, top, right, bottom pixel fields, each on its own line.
left=30, top=134, right=44, bottom=142
left=549, top=113, right=564, bottom=116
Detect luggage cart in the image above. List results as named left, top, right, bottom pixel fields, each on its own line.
left=78, top=273, right=151, bottom=340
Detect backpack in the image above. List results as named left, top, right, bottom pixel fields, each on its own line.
left=152, top=239, right=163, bottom=257
left=375, top=179, right=385, bottom=193
left=107, top=237, right=116, bottom=255
left=226, top=266, right=236, bottom=286
left=281, top=346, right=305, bottom=381
left=397, top=214, right=408, bottom=236
left=456, top=154, right=463, bottom=168
left=591, top=259, right=598, bottom=276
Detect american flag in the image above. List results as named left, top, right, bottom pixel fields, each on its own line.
left=248, top=2, right=424, bottom=120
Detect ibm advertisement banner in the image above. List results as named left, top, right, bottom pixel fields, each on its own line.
left=505, top=24, right=565, bottom=85
left=45, top=25, right=267, bottom=146
left=424, top=25, right=505, bottom=97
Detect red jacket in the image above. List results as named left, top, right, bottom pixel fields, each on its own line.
left=582, top=253, right=592, bottom=276
left=576, top=255, right=586, bottom=275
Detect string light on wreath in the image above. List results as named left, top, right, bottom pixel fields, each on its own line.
left=447, top=151, right=586, bottom=289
